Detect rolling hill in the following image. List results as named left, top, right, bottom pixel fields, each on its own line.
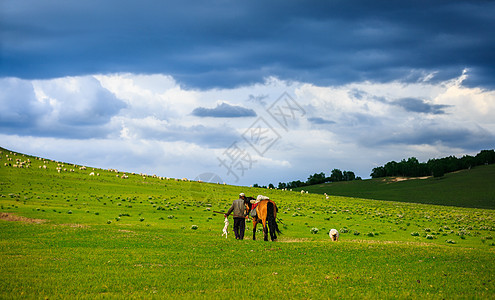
left=1, top=146, right=495, bottom=298
left=300, top=164, right=495, bottom=209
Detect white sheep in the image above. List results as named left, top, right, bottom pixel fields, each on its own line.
left=222, top=217, right=229, bottom=238
left=329, top=229, right=339, bottom=241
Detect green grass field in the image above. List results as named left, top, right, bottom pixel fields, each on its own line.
left=1, top=148, right=494, bottom=299
left=301, top=164, right=495, bottom=209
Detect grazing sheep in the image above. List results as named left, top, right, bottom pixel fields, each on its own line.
left=89, top=172, right=95, bottom=176
left=329, top=229, right=339, bottom=241
left=301, top=190, right=305, bottom=194
left=222, top=217, right=229, bottom=238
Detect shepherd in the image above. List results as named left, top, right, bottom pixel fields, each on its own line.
left=224, top=193, right=249, bottom=240
left=250, top=195, right=281, bottom=241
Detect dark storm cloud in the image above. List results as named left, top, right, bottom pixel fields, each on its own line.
left=247, top=94, right=269, bottom=106
left=307, top=117, right=336, bottom=125
left=192, top=102, right=256, bottom=118
left=393, top=98, right=452, bottom=115
left=362, top=124, right=495, bottom=150
left=1, top=0, right=494, bottom=89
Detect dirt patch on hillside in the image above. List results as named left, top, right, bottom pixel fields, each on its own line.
left=384, top=176, right=430, bottom=183
left=0, top=212, right=47, bottom=224
left=57, top=223, right=89, bottom=228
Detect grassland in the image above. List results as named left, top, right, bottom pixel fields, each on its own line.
left=301, top=164, right=495, bottom=209
left=1, top=148, right=494, bottom=299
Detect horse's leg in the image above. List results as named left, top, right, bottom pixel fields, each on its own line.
left=262, top=218, right=268, bottom=241
left=252, top=219, right=257, bottom=240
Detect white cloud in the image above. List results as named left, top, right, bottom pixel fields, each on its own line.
left=32, top=76, right=126, bottom=126
left=1, top=72, right=494, bottom=185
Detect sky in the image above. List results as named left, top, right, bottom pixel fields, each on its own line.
left=1, top=0, right=494, bottom=186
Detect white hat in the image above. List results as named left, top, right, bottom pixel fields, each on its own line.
left=239, top=193, right=245, bottom=197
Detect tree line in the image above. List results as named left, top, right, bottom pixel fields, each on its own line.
left=253, top=169, right=362, bottom=189
left=370, top=149, right=495, bottom=178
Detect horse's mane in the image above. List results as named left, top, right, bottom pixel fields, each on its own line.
left=245, top=196, right=256, bottom=210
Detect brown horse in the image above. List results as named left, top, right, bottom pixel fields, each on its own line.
left=250, top=199, right=281, bottom=241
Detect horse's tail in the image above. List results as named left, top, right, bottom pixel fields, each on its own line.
left=267, top=201, right=281, bottom=235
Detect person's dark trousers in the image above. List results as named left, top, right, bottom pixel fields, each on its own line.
left=233, top=217, right=246, bottom=239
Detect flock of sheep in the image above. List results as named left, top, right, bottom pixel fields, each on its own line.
left=1, top=151, right=230, bottom=185
left=2, top=150, right=342, bottom=242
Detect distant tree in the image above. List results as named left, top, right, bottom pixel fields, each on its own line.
left=253, top=183, right=260, bottom=188
left=288, top=180, right=305, bottom=189
left=268, top=183, right=275, bottom=189
left=307, top=172, right=326, bottom=185
left=330, top=169, right=344, bottom=182
left=278, top=182, right=287, bottom=189
left=384, top=161, right=399, bottom=177
left=370, top=166, right=386, bottom=178
left=431, top=163, right=445, bottom=178
left=459, top=155, right=475, bottom=169
left=343, top=171, right=355, bottom=181
left=476, top=149, right=495, bottom=165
